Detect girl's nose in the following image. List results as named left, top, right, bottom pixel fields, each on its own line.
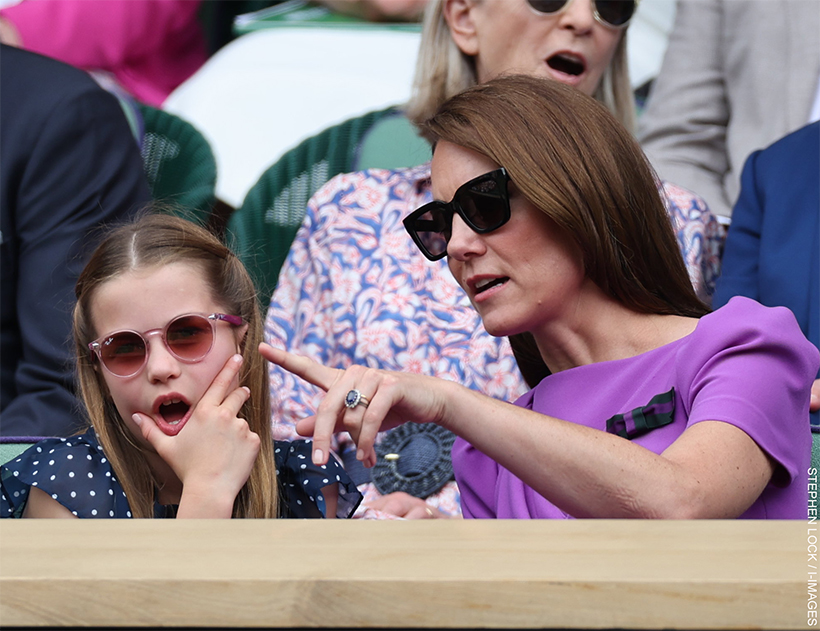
left=446, top=213, right=487, bottom=261
left=143, top=337, right=181, bottom=383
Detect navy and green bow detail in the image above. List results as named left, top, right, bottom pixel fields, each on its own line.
left=605, top=388, right=676, bottom=439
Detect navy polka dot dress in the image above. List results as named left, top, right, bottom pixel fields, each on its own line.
left=1, top=429, right=361, bottom=518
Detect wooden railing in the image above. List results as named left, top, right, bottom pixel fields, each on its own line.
left=0, top=520, right=804, bottom=629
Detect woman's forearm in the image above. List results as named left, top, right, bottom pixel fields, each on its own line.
left=440, top=384, right=773, bottom=519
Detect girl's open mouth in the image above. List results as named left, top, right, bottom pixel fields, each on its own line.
left=160, top=399, right=190, bottom=425
left=152, top=396, right=193, bottom=436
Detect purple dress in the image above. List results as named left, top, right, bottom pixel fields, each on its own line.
left=453, top=297, right=820, bottom=519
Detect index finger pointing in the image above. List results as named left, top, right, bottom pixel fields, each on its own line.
left=259, top=343, right=341, bottom=393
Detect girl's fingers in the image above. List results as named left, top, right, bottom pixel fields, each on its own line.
left=221, top=385, right=252, bottom=417
left=259, top=343, right=341, bottom=392
left=199, top=354, right=244, bottom=407
left=131, top=412, right=165, bottom=452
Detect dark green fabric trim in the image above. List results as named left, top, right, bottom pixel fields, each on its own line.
left=605, top=388, right=676, bottom=440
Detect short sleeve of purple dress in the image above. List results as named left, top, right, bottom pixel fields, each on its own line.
left=453, top=297, right=820, bottom=519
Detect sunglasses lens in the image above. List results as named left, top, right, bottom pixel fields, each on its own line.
left=527, top=0, right=569, bottom=14
left=405, top=170, right=510, bottom=260
left=459, top=177, right=509, bottom=231
left=166, top=315, right=214, bottom=361
left=595, top=0, right=635, bottom=26
left=99, top=332, right=146, bottom=377
left=528, top=0, right=634, bottom=26
left=411, top=205, right=451, bottom=259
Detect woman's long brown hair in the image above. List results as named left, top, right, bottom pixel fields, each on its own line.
left=421, top=75, right=710, bottom=387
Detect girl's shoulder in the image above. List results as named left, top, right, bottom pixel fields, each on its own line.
left=1, top=430, right=131, bottom=518
left=274, top=440, right=362, bottom=519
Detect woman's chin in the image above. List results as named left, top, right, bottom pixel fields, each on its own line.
left=479, top=316, right=522, bottom=339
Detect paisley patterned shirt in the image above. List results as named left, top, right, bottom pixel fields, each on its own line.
left=264, top=164, right=723, bottom=518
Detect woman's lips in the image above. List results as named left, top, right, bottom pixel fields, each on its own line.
left=545, top=51, right=587, bottom=85
left=471, top=276, right=510, bottom=303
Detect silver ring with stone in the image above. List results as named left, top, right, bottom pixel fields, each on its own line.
left=344, top=389, right=369, bottom=409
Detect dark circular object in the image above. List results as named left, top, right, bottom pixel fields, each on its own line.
left=371, top=423, right=456, bottom=498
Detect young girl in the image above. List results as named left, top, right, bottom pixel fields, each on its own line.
left=0, top=213, right=361, bottom=518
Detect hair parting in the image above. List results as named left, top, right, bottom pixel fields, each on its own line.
left=73, top=211, right=277, bottom=517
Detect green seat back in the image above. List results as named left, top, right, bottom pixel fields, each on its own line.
left=228, top=105, right=429, bottom=307
left=813, top=433, right=820, bottom=476
left=0, top=442, right=34, bottom=466
left=137, top=103, right=217, bottom=225
left=355, top=112, right=430, bottom=171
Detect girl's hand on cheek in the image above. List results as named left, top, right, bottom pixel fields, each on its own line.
left=131, top=354, right=261, bottom=515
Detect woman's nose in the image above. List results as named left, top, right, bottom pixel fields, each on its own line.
left=143, top=337, right=181, bottom=383
left=558, top=0, right=596, bottom=32
left=446, top=213, right=487, bottom=261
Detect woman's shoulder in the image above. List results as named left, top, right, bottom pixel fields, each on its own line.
left=678, top=299, right=817, bottom=496
left=526, top=297, right=817, bottom=404
left=1, top=430, right=131, bottom=518
left=274, top=440, right=362, bottom=519
left=695, top=296, right=816, bottom=353
left=678, top=296, right=820, bottom=389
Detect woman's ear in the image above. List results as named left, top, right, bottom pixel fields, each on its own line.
left=443, top=0, right=480, bottom=56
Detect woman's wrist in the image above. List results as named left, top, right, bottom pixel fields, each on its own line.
left=435, top=380, right=490, bottom=436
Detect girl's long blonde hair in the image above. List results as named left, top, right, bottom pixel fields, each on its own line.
left=73, top=213, right=277, bottom=518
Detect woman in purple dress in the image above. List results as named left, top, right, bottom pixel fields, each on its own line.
left=261, top=75, right=819, bottom=520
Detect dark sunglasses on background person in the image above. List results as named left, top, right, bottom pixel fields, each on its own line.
left=403, top=168, right=511, bottom=261
left=88, top=312, right=243, bottom=378
left=527, top=0, right=638, bottom=28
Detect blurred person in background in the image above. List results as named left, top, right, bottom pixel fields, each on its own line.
left=712, top=121, right=820, bottom=428
left=0, top=0, right=207, bottom=106
left=1, top=45, right=151, bottom=438
left=638, top=0, right=820, bottom=225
